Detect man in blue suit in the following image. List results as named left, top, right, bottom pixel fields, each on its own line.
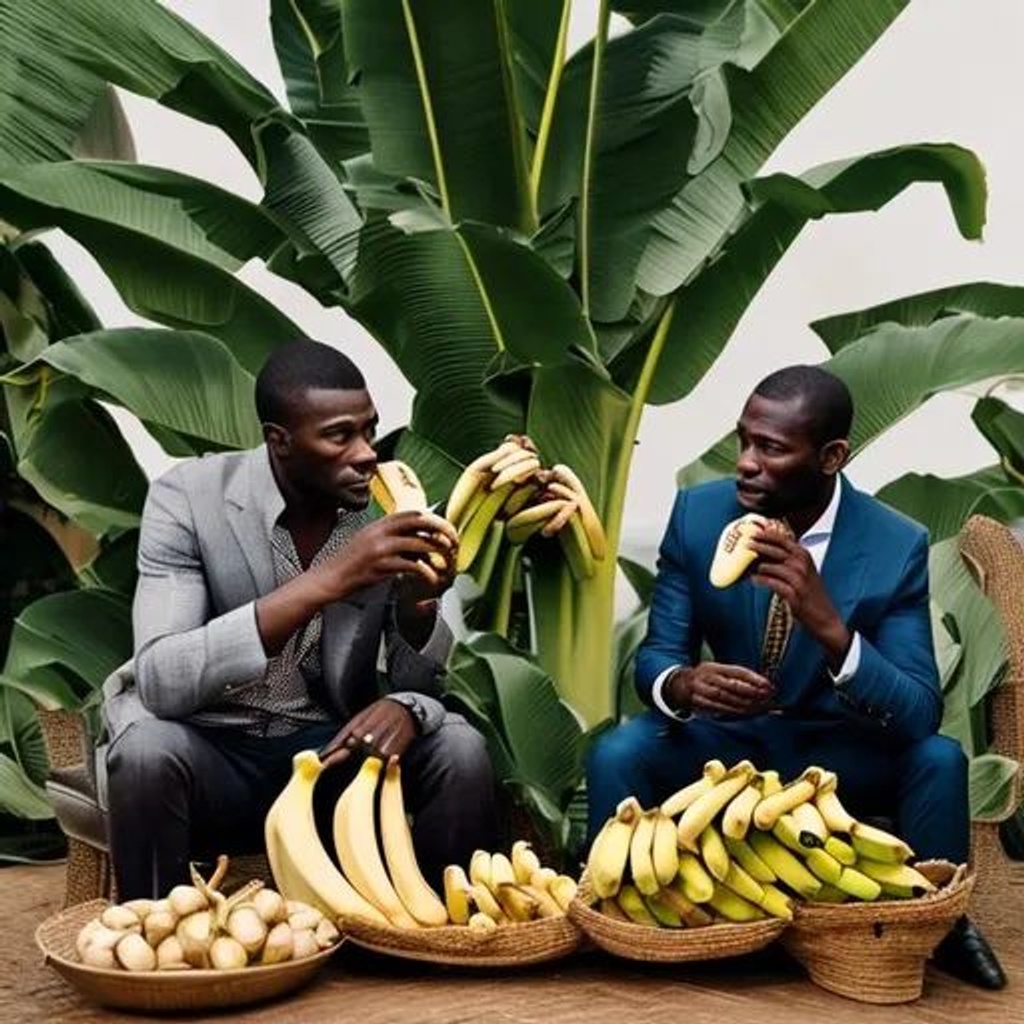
left=587, top=365, right=1006, bottom=989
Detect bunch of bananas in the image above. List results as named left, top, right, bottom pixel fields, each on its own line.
left=442, top=843, right=578, bottom=932
left=585, top=760, right=937, bottom=928
left=265, top=750, right=577, bottom=931
left=74, top=855, right=340, bottom=971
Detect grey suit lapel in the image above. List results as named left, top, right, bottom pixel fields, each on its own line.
left=224, top=446, right=281, bottom=597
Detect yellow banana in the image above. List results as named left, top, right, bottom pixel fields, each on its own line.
left=629, top=811, right=660, bottom=895
left=469, top=882, right=507, bottom=923
left=698, top=823, right=732, bottom=882
left=491, top=444, right=537, bottom=476
left=772, top=813, right=809, bottom=854
left=490, top=852, right=517, bottom=890
left=599, top=897, right=631, bottom=922
left=495, top=883, right=538, bottom=922
left=503, top=482, right=540, bottom=518
left=811, top=883, right=850, bottom=903
left=370, top=460, right=429, bottom=513
left=834, top=866, right=883, bottom=901
left=824, top=835, right=857, bottom=866
left=676, top=761, right=755, bottom=851
left=586, top=796, right=642, bottom=898
left=709, top=513, right=766, bottom=588
left=759, top=882, right=795, bottom=921
left=468, top=911, right=498, bottom=933
left=760, top=770, right=783, bottom=797
left=660, top=759, right=727, bottom=817
left=721, top=777, right=763, bottom=840
left=521, top=883, right=564, bottom=918
left=510, top=840, right=541, bottom=884
left=803, top=847, right=843, bottom=886
left=549, top=463, right=607, bottom=560
left=505, top=498, right=571, bottom=545
left=722, top=836, right=776, bottom=884
left=617, top=883, right=659, bottom=926
left=708, top=882, right=766, bottom=922
left=721, top=860, right=767, bottom=906
left=661, top=880, right=714, bottom=927
left=651, top=812, right=680, bottom=887
left=445, top=442, right=519, bottom=524
left=789, top=800, right=828, bottom=848
left=332, top=756, right=418, bottom=928
left=748, top=831, right=822, bottom=899
left=676, top=851, right=716, bottom=903
left=752, top=769, right=821, bottom=830
left=813, top=770, right=856, bottom=835
left=456, top=484, right=514, bottom=572
left=379, top=760, right=448, bottom=926
left=850, top=821, right=914, bottom=864
left=558, top=510, right=596, bottom=580
left=643, top=891, right=684, bottom=928
left=856, top=859, right=937, bottom=898
left=264, top=750, right=388, bottom=926
left=468, top=849, right=493, bottom=890
left=490, top=454, right=541, bottom=491
left=540, top=498, right=579, bottom=537
left=443, top=865, right=472, bottom=925
left=547, top=875, right=579, bottom=912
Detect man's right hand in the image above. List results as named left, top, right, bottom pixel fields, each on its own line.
left=315, top=511, right=458, bottom=597
left=666, top=663, right=775, bottom=717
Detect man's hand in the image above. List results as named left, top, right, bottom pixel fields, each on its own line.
left=667, top=663, right=775, bottom=717
left=318, top=510, right=458, bottom=597
left=320, top=698, right=418, bottom=768
left=748, top=530, right=851, bottom=669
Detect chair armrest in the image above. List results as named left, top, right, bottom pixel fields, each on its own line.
left=37, top=707, right=93, bottom=773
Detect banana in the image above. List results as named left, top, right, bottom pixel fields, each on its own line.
left=264, top=750, right=389, bottom=926
left=505, top=498, right=571, bottom=545
left=549, top=464, right=607, bottom=560
left=708, top=882, right=766, bottom=922
left=445, top=442, right=519, bottom=524
left=332, top=756, right=419, bottom=928
left=643, top=891, right=684, bottom=928
left=856, top=859, right=937, bottom=899
left=677, top=852, right=716, bottom=904
left=490, top=852, right=517, bottom=890
left=503, top=483, right=539, bottom=518
left=723, top=836, right=776, bottom=884
left=521, top=883, right=564, bottom=918
left=617, top=884, right=659, bottom=926
left=824, top=835, right=857, bottom=866
left=599, top=897, right=631, bottom=922
left=748, top=831, right=822, bottom=900
left=651, top=812, right=680, bottom=887
left=452, top=485, right=488, bottom=536
left=759, top=883, right=795, bottom=921
left=698, top=823, right=732, bottom=882
left=558, top=510, right=596, bottom=581
left=629, top=811, right=660, bottom=895
left=548, top=875, right=579, bottom=911
left=469, top=882, right=507, bottom=923
left=789, top=800, right=828, bottom=848
left=456, top=484, right=514, bottom=572
left=760, top=770, right=783, bottom=797
left=833, top=866, right=883, bottom=901
left=586, top=796, right=642, bottom=898
left=468, top=911, right=498, bottom=933
left=491, top=445, right=537, bottom=476
left=708, top=514, right=766, bottom=588
left=530, top=867, right=558, bottom=889
left=752, top=769, right=821, bottom=830
left=510, top=840, right=541, bottom=885
left=676, top=761, right=755, bottom=851
left=466, top=518, right=505, bottom=590
left=540, top=498, right=579, bottom=538
left=491, top=454, right=541, bottom=491
left=495, top=883, right=538, bottom=922
left=811, top=883, right=849, bottom=903
left=660, top=880, right=714, bottom=927
left=660, top=759, right=727, bottom=817
left=443, top=865, right=472, bottom=925
left=721, top=778, right=763, bottom=840
left=469, top=850, right=493, bottom=890
left=850, top=821, right=914, bottom=864
left=379, top=760, right=449, bottom=926
left=772, top=813, right=809, bottom=854
left=803, top=847, right=843, bottom=886
left=371, top=460, right=429, bottom=513
left=813, top=770, right=856, bottom=835
left=721, top=860, right=767, bottom=906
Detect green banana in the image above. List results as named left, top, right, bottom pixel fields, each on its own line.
left=856, top=859, right=936, bottom=898
left=834, top=866, right=883, bottom=901
left=748, top=831, right=822, bottom=899
left=503, top=482, right=540, bottom=518
left=643, top=891, right=684, bottom=928
left=660, top=881, right=714, bottom=927
left=803, top=847, right=844, bottom=886
left=850, top=821, right=914, bottom=864
left=558, top=510, right=596, bottom=581
left=824, top=834, right=857, bottom=866
left=617, top=883, right=659, bottom=926
left=759, top=882, right=795, bottom=921
left=811, top=883, right=850, bottom=903
left=723, top=836, right=777, bottom=884
left=708, top=882, right=766, bottom=923
left=456, top=484, right=514, bottom=572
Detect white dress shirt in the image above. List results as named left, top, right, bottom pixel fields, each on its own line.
left=651, top=479, right=862, bottom=720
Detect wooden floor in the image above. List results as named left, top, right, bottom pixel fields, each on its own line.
left=4, top=863, right=1021, bottom=1024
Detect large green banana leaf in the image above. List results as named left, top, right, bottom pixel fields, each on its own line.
left=0, top=754, right=52, bottom=819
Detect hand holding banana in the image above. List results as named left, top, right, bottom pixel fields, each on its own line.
left=584, top=759, right=939, bottom=928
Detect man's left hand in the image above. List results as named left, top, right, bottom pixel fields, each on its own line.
left=748, top=531, right=851, bottom=668
left=320, top=698, right=418, bottom=768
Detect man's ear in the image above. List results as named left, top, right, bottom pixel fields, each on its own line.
left=263, top=422, right=290, bottom=457
left=820, top=439, right=850, bottom=476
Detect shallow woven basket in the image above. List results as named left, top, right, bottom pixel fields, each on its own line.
left=781, top=860, right=974, bottom=1004
left=341, top=913, right=582, bottom=967
left=36, top=899, right=341, bottom=1012
left=567, top=878, right=787, bottom=962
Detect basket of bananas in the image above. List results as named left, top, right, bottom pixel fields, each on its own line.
left=35, top=858, right=341, bottom=1011
left=265, top=750, right=583, bottom=967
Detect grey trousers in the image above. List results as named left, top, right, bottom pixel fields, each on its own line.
left=106, top=712, right=497, bottom=900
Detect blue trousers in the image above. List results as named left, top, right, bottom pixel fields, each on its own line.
left=586, top=710, right=969, bottom=862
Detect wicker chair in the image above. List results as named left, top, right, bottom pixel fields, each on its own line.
left=38, top=706, right=270, bottom=907
left=957, top=514, right=1024, bottom=929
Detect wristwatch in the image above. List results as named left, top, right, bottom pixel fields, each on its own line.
left=386, top=693, right=429, bottom=731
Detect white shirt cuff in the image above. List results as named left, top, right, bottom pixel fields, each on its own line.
left=829, top=631, right=862, bottom=685
left=652, top=665, right=691, bottom=722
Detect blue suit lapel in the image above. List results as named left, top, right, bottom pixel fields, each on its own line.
left=774, top=476, right=869, bottom=703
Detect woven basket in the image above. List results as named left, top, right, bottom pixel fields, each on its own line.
left=36, top=899, right=341, bottom=1012
left=567, top=879, right=787, bottom=962
left=341, top=913, right=582, bottom=967
left=781, top=860, right=974, bottom=1004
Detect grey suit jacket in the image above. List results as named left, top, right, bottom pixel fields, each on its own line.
left=102, top=446, right=453, bottom=746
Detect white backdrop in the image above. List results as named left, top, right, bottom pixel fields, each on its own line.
left=47, top=0, right=1024, bottom=552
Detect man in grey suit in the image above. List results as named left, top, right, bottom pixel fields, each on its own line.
left=104, top=340, right=496, bottom=899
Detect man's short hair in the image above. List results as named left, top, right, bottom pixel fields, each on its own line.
left=752, top=364, right=853, bottom=445
left=255, top=340, right=366, bottom=426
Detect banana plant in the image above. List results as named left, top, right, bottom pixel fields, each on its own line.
left=0, top=0, right=993, bottom=738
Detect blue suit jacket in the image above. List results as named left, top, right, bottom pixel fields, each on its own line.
left=635, top=477, right=942, bottom=745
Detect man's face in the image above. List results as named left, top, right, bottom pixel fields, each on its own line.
left=272, top=387, right=379, bottom=510
left=734, top=393, right=830, bottom=518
